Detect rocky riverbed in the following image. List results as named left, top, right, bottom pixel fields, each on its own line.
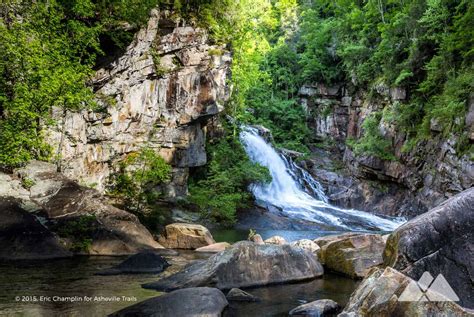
left=1, top=159, right=473, bottom=316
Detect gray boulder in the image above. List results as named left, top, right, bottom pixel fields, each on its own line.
left=109, top=287, right=228, bottom=317
left=289, top=299, right=341, bottom=316
left=96, top=251, right=170, bottom=275
left=143, top=241, right=324, bottom=291
left=12, top=161, right=163, bottom=255
left=384, top=187, right=474, bottom=308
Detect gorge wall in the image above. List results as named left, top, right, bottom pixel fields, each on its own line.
left=47, top=9, right=231, bottom=198
left=300, top=83, right=474, bottom=217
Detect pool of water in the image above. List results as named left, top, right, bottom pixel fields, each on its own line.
left=0, top=254, right=358, bottom=317
left=211, top=228, right=356, bottom=243
left=224, top=274, right=358, bottom=317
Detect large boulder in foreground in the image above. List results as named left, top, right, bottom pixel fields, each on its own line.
left=158, top=223, right=215, bottom=249
left=339, top=267, right=473, bottom=317
left=384, top=188, right=474, bottom=308
left=289, top=299, right=341, bottom=316
left=0, top=198, right=71, bottom=260
left=0, top=161, right=163, bottom=257
left=109, top=287, right=228, bottom=317
left=96, top=251, right=170, bottom=275
left=316, top=233, right=386, bottom=278
left=143, top=241, right=324, bottom=291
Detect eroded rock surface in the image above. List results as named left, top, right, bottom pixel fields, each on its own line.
left=384, top=188, right=474, bottom=308
left=48, top=9, right=231, bottom=198
left=143, top=241, right=324, bottom=291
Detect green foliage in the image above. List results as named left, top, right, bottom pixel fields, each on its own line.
left=189, top=124, right=271, bottom=224
left=347, top=112, right=396, bottom=161
left=149, top=48, right=169, bottom=76
left=0, top=1, right=96, bottom=168
left=226, top=0, right=312, bottom=153
left=107, top=146, right=171, bottom=232
left=295, top=0, right=473, bottom=156
left=0, top=0, right=239, bottom=169
left=21, top=178, right=36, bottom=190
left=248, top=229, right=257, bottom=240
left=55, top=215, right=96, bottom=252
left=108, top=146, right=171, bottom=213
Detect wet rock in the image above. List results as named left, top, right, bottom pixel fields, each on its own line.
left=0, top=198, right=71, bottom=260
left=226, top=288, right=260, bottom=302
left=109, top=287, right=228, bottom=317
left=384, top=188, right=474, bottom=308
left=142, top=241, right=324, bottom=291
left=340, top=267, right=473, bottom=317
left=158, top=223, right=215, bottom=249
left=290, top=239, right=321, bottom=257
left=96, top=251, right=170, bottom=275
left=195, top=242, right=231, bottom=253
left=316, top=233, right=385, bottom=278
left=289, top=299, right=341, bottom=316
left=264, top=235, right=287, bottom=245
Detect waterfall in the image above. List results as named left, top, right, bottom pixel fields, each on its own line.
left=239, top=126, right=405, bottom=231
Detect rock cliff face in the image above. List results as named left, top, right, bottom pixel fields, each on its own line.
left=299, top=83, right=473, bottom=217
left=48, top=9, right=231, bottom=197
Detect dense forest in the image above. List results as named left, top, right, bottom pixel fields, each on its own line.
left=1, top=0, right=473, bottom=224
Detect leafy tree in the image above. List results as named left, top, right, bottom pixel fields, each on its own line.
left=108, top=147, right=171, bottom=213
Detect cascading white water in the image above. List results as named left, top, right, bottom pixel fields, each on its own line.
left=240, top=126, right=405, bottom=231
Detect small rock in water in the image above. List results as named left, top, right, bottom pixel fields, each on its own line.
left=158, top=223, right=215, bottom=249
left=315, top=233, right=385, bottom=278
left=226, top=288, right=260, bottom=302
left=143, top=241, right=324, bottom=291
left=96, top=251, right=170, bottom=275
left=109, top=287, right=228, bottom=317
left=289, top=299, right=341, bottom=316
left=264, top=235, right=287, bottom=245
left=250, top=233, right=264, bottom=245
left=290, top=239, right=321, bottom=256
left=195, top=242, right=231, bottom=253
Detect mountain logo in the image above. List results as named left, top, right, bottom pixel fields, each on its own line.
left=398, top=272, right=460, bottom=302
